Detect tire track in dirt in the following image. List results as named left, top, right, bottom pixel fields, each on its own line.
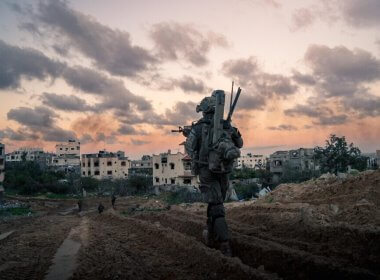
left=72, top=210, right=278, bottom=280
left=135, top=210, right=378, bottom=280
left=0, top=215, right=80, bottom=280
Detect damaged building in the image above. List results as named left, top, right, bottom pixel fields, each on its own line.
left=51, top=140, right=81, bottom=173
left=81, top=150, right=131, bottom=180
left=237, top=153, right=266, bottom=169
left=153, top=150, right=197, bottom=187
left=129, top=155, right=153, bottom=176
left=269, top=148, right=318, bottom=183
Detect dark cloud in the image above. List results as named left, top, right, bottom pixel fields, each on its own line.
left=162, top=101, right=200, bottom=125
left=221, top=56, right=297, bottom=112
left=41, top=92, right=93, bottom=112
left=221, top=57, right=259, bottom=86
left=175, top=75, right=206, bottom=94
left=7, top=106, right=57, bottom=128
left=284, top=103, right=349, bottom=126
left=305, top=45, right=380, bottom=88
left=342, top=0, right=380, bottom=28
left=268, top=124, right=298, bottom=131
left=35, top=0, right=156, bottom=77
left=292, top=70, right=316, bottom=85
left=42, top=126, right=76, bottom=142
left=6, top=106, right=76, bottom=142
left=0, top=39, right=64, bottom=89
left=343, top=94, right=380, bottom=117
left=150, top=22, right=228, bottom=66
left=62, top=66, right=152, bottom=112
left=237, top=95, right=266, bottom=111
left=0, top=128, right=39, bottom=141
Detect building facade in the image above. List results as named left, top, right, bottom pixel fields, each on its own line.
left=5, top=147, right=53, bottom=168
left=51, top=140, right=81, bottom=172
left=153, top=150, right=197, bottom=187
left=269, top=148, right=317, bottom=182
left=237, top=153, right=266, bottom=169
left=130, top=155, right=153, bottom=176
left=81, top=150, right=131, bottom=180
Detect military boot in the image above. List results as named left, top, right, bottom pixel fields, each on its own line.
left=220, top=241, right=232, bottom=257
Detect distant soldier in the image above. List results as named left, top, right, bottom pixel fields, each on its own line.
left=78, top=199, right=83, bottom=212
left=111, top=194, right=116, bottom=209
left=98, top=203, right=105, bottom=214
left=184, top=89, right=243, bottom=257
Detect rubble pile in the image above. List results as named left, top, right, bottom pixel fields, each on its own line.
left=258, top=169, right=380, bottom=226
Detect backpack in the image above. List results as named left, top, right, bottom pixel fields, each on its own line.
left=200, top=121, right=241, bottom=173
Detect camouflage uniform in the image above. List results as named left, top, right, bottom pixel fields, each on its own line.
left=187, top=110, right=243, bottom=247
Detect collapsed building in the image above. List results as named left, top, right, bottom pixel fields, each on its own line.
left=130, top=155, right=153, bottom=176
left=269, top=148, right=319, bottom=183
left=153, top=150, right=197, bottom=187
left=81, top=150, right=131, bottom=180
left=236, top=153, right=266, bottom=169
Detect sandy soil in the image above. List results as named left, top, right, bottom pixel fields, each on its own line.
left=0, top=170, right=379, bottom=279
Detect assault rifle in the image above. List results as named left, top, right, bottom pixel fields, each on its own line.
left=171, top=125, right=192, bottom=137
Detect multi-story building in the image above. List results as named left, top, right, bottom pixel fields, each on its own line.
left=81, top=150, right=131, bottom=180
left=130, top=155, right=153, bottom=176
left=5, top=147, right=53, bottom=168
left=153, top=150, right=197, bottom=187
left=236, top=153, right=266, bottom=169
left=51, top=140, right=81, bottom=172
left=0, top=143, right=5, bottom=200
left=269, top=148, right=317, bottom=182
left=6, top=147, right=44, bottom=162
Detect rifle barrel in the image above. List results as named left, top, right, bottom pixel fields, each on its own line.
left=227, top=87, right=241, bottom=122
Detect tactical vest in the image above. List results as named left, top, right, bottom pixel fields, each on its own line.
left=200, top=121, right=240, bottom=174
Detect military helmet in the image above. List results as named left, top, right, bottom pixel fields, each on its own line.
left=196, top=93, right=218, bottom=113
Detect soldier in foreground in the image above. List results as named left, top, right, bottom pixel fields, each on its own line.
left=182, top=89, right=243, bottom=256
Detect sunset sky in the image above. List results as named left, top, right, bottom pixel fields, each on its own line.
left=0, top=0, right=379, bottom=159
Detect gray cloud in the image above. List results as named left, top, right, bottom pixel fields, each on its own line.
left=0, top=39, right=64, bottom=89
left=6, top=106, right=76, bottom=142
left=7, top=106, right=58, bottom=128
left=175, top=75, right=206, bottom=94
left=291, top=0, right=380, bottom=30
left=222, top=57, right=259, bottom=86
left=237, top=94, right=266, bottom=111
left=221, top=56, right=297, bottom=112
left=284, top=103, right=349, bottom=126
left=292, top=70, right=316, bottom=85
left=35, top=0, right=156, bottom=77
left=150, top=22, right=228, bottom=66
left=0, top=128, right=39, bottom=141
left=343, top=94, right=380, bottom=117
left=341, top=0, right=380, bottom=28
left=268, top=124, right=298, bottom=131
left=41, top=92, right=93, bottom=112
left=62, top=66, right=152, bottom=112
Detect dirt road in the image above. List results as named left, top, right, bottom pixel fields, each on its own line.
left=0, top=170, right=379, bottom=279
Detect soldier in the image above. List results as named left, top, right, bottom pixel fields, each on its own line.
left=98, top=202, right=105, bottom=214
left=185, top=90, right=243, bottom=256
left=111, top=194, right=116, bottom=209
left=77, top=199, right=83, bottom=212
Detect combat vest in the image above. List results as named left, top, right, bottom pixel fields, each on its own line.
left=199, top=120, right=241, bottom=174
